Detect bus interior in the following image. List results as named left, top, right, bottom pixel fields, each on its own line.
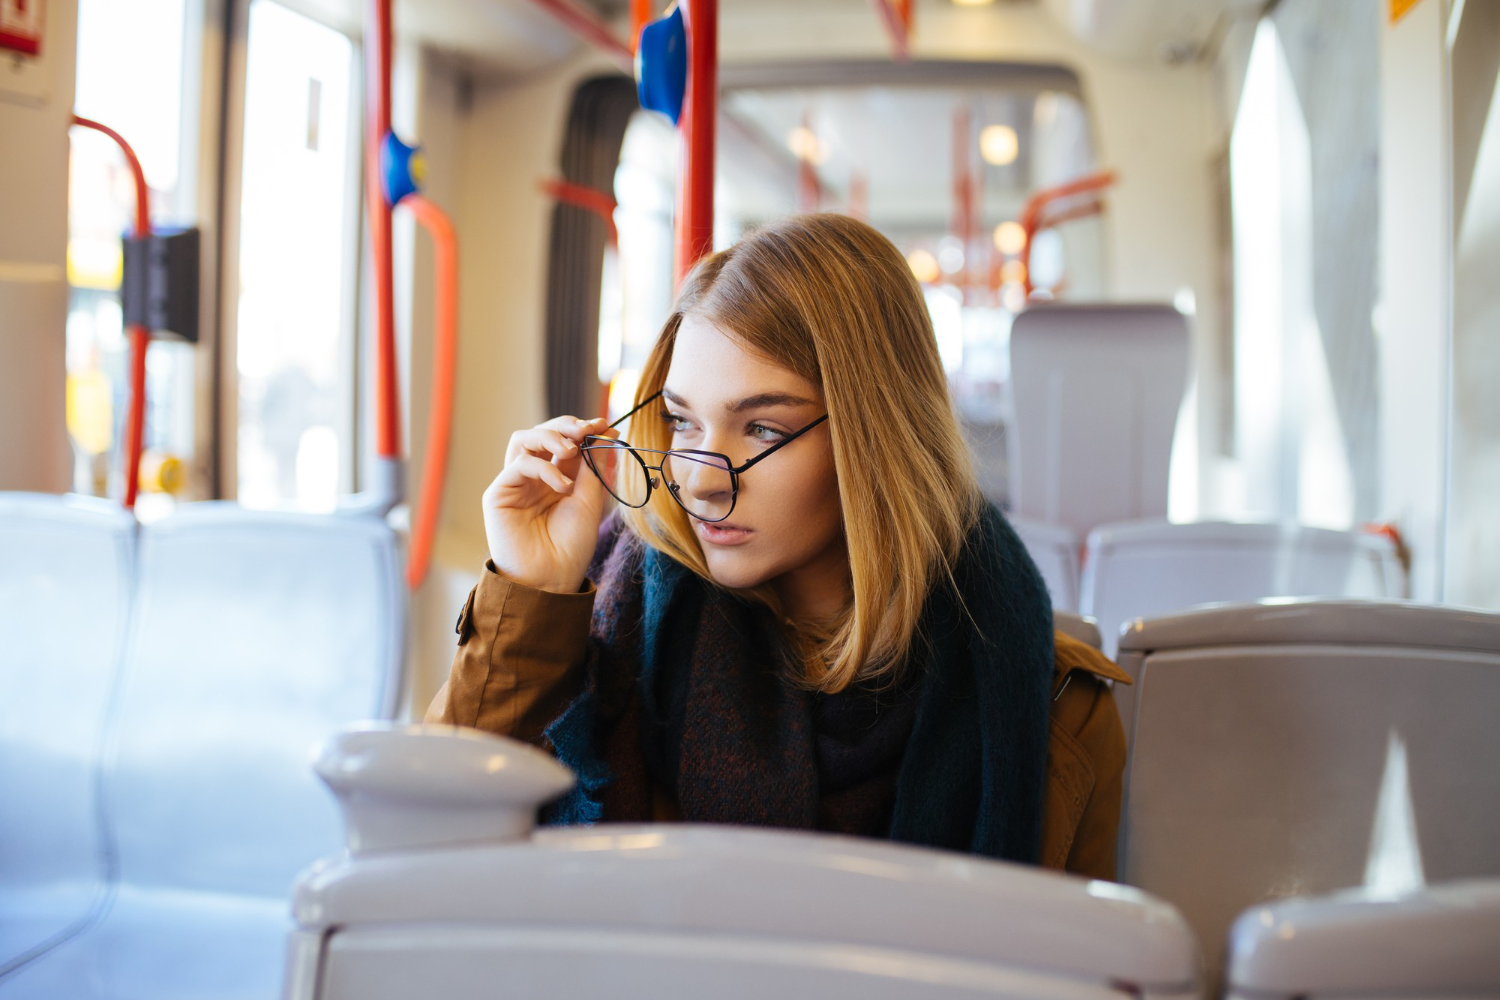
left=2, top=0, right=1499, bottom=996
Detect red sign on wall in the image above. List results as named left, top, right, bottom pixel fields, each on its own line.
left=0, top=0, right=44, bottom=57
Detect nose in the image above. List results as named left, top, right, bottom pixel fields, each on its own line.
left=676, top=459, right=728, bottom=499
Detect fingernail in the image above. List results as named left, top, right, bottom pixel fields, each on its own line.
left=561, top=475, right=574, bottom=487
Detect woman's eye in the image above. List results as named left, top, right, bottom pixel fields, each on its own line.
left=748, top=423, right=786, bottom=443
left=660, top=410, right=692, bottom=433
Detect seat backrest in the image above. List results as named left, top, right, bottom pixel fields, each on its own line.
left=0, top=493, right=134, bottom=972
left=1007, top=303, right=1189, bottom=540
left=292, top=726, right=1202, bottom=999
left=294, top=724, right=1204, bottom=999
left=105, top=504, right=404, bottom=899
left=1053, top=611, right=1102, bottom=650
left=1118, top=600, right=1500, bottom=984
left=1224, top=879, right=1500, bottom=1000
left=1083, top=520, right=1402, bottom=659
left=1010, top=517, right=1080, bottom=613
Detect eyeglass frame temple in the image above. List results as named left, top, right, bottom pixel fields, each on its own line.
left=602, top=389, right=830, bottom=474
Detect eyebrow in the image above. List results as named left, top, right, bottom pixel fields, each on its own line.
left=662, top=387, right=819, bottom=414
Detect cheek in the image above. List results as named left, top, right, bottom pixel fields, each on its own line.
left=702, top=452, right=842, bottom=586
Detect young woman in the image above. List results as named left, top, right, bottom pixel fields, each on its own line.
left=428, top=214, right=1130, bottom=878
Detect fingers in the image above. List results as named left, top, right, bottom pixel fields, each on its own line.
left=506, top=416, right=612, bottom=465
left=490, top=454, right=576, bottom=502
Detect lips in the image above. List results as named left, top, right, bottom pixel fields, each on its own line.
left=695, top=520, right=754, bottom=546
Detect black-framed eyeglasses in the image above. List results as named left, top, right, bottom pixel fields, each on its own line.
left=580, top=390, right=829, bottom=523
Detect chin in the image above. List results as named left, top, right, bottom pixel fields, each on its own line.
left=702, top=550, right=772, bottom=591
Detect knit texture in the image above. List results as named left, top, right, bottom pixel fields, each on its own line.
left=541, top=504, right=1055, bottom=862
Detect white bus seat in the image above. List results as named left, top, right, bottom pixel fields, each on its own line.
left=1007, top=303, right=1189, bottom=542
left=1117, top=600, right=1500, bottom=984
left=1224, top=879, right=1500, bottom=1000
left=0, top=494, right=135, bottom=975
left=2, top=504, right=405, bottom=999
left=284, top=724, right=1203, bottom=1000
left=1082, top=519, right=1403, bottom=660
left=1053, top=611, right=1102, bottom=650
left=1010, top=517, right=1080, bottom=613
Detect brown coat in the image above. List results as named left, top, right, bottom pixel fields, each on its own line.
left=428, top=567, right=1132, bottom=880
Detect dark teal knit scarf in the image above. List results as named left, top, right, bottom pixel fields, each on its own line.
left=541, top=503, right=1055, bottom=863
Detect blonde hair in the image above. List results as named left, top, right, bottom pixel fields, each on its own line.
left=620, top=214, right=981, bottom=694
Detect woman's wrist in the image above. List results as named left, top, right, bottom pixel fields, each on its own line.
left=486, top=560, right=586, bottom=595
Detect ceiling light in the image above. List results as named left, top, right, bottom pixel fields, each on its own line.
left=979, top=124, right=1018, bottom=166
left=993, top=220, right=1027, bottom=255
left=787, top=126, right=830, bottom=165
left=906, top=248, right=940, bottom=284
left=953, top=0, right=995, bottom=6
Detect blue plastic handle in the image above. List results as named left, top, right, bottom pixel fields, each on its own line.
left=381, top=132, right=422, bottom=207
left=635, top=5, right=687, bottom=126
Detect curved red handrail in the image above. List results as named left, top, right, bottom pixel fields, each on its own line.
left=71, top=114, right=151, bottom=510
left=1018, top=169, right=1117, bottom=297
left=541, top=178, right=619, bottom=245
left=401, top=195, right=458, bottom=589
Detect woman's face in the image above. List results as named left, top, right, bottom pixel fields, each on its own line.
left=657, top=313, right=845, bottom=595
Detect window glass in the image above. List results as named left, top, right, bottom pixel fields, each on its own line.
left=234, top=0, right=359, bottom=510
left=1225, top=8, right=1381, bottom=531
left=67, top=0, right=192, bottom=504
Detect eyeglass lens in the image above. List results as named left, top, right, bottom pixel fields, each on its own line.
left=581, top=440, right=736, bottom=522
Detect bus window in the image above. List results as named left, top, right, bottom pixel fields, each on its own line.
left=1223, top=6, right=1381, bottom=533
left=603, top=109, right=678, bottom=419
left=67, top=0, right=194, bottom=506
left=232, top=0, right=359, bottom=511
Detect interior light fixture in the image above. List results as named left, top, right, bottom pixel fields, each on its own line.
left=993, top=220, right=1027, bottom=255
left=787, top=125, right=830, bottom=165
left=906, top=248, right=940, bottom=284
left=979, top=124, right=1018, bottom=166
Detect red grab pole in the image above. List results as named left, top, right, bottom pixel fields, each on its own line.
left=365, top=0, right=401, bottom=464
left=675, top=0, right=717, bottom=284
left=71, top=114, right=151, bottom=510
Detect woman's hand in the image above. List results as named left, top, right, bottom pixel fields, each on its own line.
left=483, top=415, right=617, bottom=594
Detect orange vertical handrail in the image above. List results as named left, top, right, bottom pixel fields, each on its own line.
left=400, top=195, right=458, bottom=589
left=872, top=0, right=912, bottom=62
left=1018, top=169, right=1117, bottom=296
left=365, top=0, right=401, bottom=467
left=71, top=114, right=151, bottom=510
left=526, top=0, right=634, bottom=70
left=951, top=107, right=976, bottom=299
left=675, top=0, right=717, bottom=284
